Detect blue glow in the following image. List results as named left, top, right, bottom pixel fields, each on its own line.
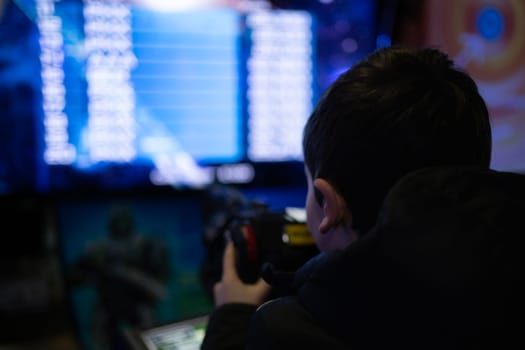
left=376, top=33, right=391, bottom=48
left=477, top=7, right=504, bottom=41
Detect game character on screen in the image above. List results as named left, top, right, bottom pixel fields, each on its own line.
left=70, top=204, right=170, bottom=350
left=198, top=45, right=525, bottom=349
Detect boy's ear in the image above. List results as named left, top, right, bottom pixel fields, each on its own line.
left=313, top=178, right=347, bottom=234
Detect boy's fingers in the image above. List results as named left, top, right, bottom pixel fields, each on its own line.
left=253, top=277, right=271, bottom=296
left=221, top=240, right=238, bottom=280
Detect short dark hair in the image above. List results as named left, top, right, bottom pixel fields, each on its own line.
left=302, top=45, right=492, bottom=235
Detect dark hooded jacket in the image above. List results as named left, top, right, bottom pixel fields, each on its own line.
left=201, top=166, right=525, bottom=350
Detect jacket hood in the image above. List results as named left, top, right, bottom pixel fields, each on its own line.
left=293, top=166, right=525, bottom=348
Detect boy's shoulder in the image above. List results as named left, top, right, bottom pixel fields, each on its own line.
left=251, top=296, right=347, bottom=350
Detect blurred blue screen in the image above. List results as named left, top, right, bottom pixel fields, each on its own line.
left=0, top=0, right=385, bottom=194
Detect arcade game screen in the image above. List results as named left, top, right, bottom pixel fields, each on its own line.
left=55, top=191, right=213, bottom=350
left=420, top=0, right=525, bottom=172
left=0, top=0, right=390, bottom=194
